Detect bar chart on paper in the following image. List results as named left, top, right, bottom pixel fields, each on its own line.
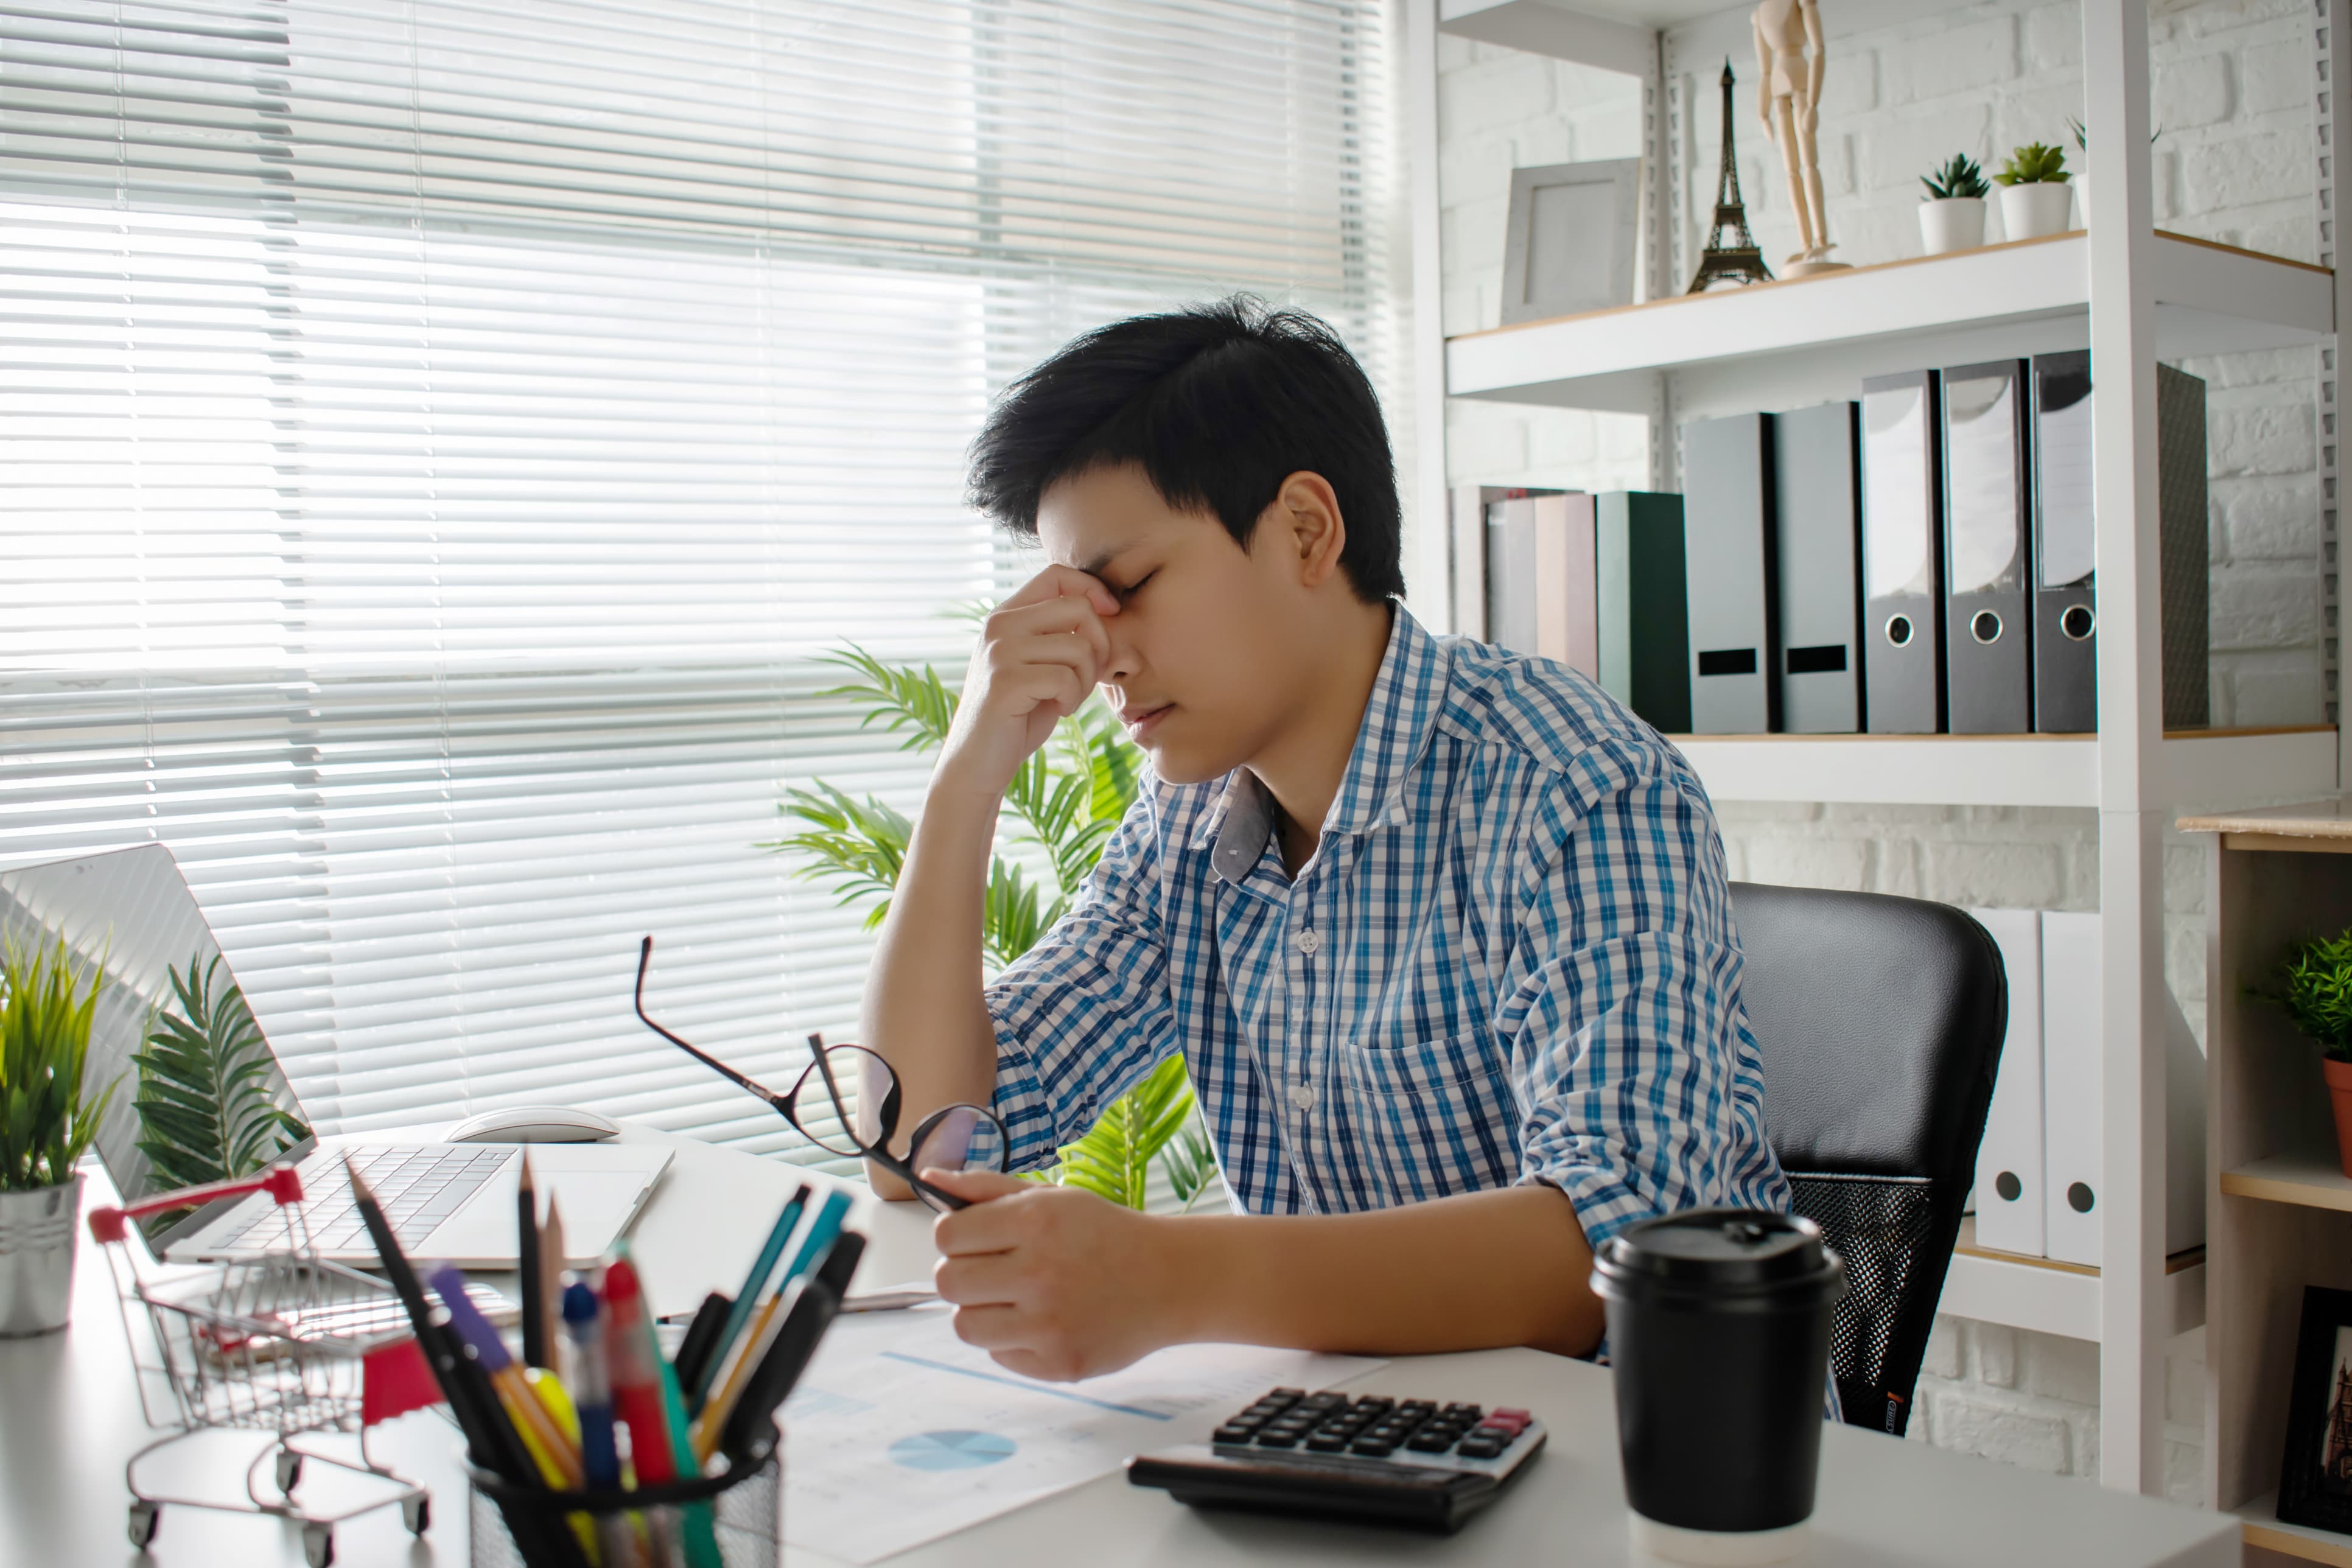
left=782, top=1306, right=1382, bottom=1563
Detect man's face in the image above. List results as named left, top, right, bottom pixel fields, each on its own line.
left=1035, top=461, right=1306, bottom=786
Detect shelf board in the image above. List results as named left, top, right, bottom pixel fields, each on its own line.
left=2234, top=1491, right=2352, bottom=1567
left=2220, top=1153, right=2352, bottom=1213
left=1939, top=1219, right=2204, bottom=1342
left=1665, top=726, right=2337, bottom=809
left=1446, top=231, right=2335, bottom=415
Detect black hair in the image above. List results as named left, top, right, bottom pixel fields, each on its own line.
left=965, top=295, right=1404, bottom=603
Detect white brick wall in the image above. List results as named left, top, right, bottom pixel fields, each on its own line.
left=1437, top=0, right=2330, bottom=1497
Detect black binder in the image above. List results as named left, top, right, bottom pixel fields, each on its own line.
left=1771, top=402, right=1863, bottom=733
left=1941, top=359, right=2032, bottom=733
left=2029, top=352, right=2096, bottom=732
left=1595, top=492, right=1691, bottom=733
left=2026, top=355, right=2210, bottom=732
left=1680, top=413, right=1778, bottom=734
left=1859, top=371, right=1944, bottom=733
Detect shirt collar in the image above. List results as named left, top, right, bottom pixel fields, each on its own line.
left=1191, top=605, right=1448, bottom=875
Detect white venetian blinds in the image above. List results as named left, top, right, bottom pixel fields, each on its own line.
left=0, top=0, right=1396, bottom=1163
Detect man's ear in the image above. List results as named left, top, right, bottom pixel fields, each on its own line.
left=1266, top=471, right=1347, bottom=590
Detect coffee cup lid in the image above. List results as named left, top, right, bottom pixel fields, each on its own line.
left=1592, top=1208, right=1843, bottom=1301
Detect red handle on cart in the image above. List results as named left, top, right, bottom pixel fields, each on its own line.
left=87, top=1163, right=306, bottom=1244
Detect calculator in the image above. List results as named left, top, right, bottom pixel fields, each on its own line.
left=1126, top=1386, right=1547, bottom=1533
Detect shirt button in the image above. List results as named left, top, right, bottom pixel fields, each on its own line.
left=1287, top=1082, right=1314, bottom=1110
left=1293, top=926, right=1320, bottom=954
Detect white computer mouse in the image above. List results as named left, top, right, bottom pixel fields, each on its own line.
left=443, top=1104, right=622, bottom=1144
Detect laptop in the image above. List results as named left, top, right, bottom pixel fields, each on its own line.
left=0, top=844, right=671, bottom=1269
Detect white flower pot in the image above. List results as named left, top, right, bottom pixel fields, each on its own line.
left=1919, top=197, right=1986, bottom=256
left=2073, top=172, right=2090, bottom=227
left=2000, top=181, right=2076, bottom=242
left=0, top=1173, right=82, bottom=1335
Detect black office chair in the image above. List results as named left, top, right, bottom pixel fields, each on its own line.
left=1727, top=882, right=2007, bottom=1438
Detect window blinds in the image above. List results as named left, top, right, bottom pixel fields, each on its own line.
left=1, top=0, right=1398, bottom=1166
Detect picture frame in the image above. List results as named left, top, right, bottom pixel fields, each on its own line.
left=1499, top=158, right=1642, bottom=325
left=2278, top=1286, right=2352, bottom=1533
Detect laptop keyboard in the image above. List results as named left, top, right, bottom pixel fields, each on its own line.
left=211, top=1145, right=513, bottom=1253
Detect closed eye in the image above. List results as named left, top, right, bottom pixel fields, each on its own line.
left=1116, top=570, right=1156, bottom=601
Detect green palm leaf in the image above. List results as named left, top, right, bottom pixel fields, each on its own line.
left=765, top=784, right=914, bottom=929
left=132, top=954, right=308, bottom=1192
left=1052, top=1055, right=1197, bottom=1210
left=816, top=646, right=961, bottom=754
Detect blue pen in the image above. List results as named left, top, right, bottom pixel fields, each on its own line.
left=688, top=1186, right=807, bottom=1407
left=779, top=1188, right=852, bottom=1290
left=562, top=1279, right=634, bottom=1568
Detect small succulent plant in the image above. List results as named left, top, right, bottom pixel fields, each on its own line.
left=1921, top=153, right=1990, bottom=201
left=1994, top=142, right=2070, bottom=186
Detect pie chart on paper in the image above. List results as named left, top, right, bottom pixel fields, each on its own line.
left=890, top=1429, right=1018, bottom=1471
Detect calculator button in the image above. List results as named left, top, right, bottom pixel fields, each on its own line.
left=1491, top=1407, right=1530, bottom=1423
left=1301, top=1392, right=1346, bottom=1409
left=1406, top=1430, right=1459, bottom=1453
left=1304, top=1434, right=1349, bottom=1452
left=1254, top=1432, right=1299, bottom=1449
left=1351, top=1396, right=1393, bottom=1411
left=1270, top=1388, right=1304, bottom=1399
left=1213, top=1426, right=1255, bottom=1444
left=1457, top=1437, right=1505, bottom=1458
left=1443, top=1403, right=1482, bottom=1419
left=1348, top=1438, right=1395, bottom=1457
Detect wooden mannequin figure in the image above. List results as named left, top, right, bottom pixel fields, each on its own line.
left=1754, top=0, right=1848, bottom=275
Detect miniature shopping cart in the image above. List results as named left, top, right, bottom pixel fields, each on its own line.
left=88, top=1164, right=433, bottom=1568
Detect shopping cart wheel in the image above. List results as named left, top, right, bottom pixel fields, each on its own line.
left=275, top=1449, right=303, bottom=1493
left=402, top=1494, right=431, bottom=1536
left=127, top=1500, right=159, bottom=1549
left=301, top=1522, right=334, bottom=1567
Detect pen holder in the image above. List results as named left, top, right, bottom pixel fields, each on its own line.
left=467, top=1427, right=781, bottom=1568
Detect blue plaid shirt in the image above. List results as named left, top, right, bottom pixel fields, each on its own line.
left=984, top=605, right=1791, bottom=1255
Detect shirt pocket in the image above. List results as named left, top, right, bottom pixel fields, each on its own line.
left=1339, top=1033, right=1518, bottom=1206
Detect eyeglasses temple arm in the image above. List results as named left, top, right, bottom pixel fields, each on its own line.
left=634, top=936, right=789, bottom=1113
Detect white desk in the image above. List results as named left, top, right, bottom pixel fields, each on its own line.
left=1, top=1124, right=2241, bottom=1567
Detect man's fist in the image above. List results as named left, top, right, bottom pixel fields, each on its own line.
left=934, top=567, right=1120, bottom=802
left=926, top=1167, right=1192, bottom=1382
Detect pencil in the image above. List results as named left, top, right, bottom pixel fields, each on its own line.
left=537, top=1192, right=566, bottom=1372
left=517, top=1152, right=546, bottom=1370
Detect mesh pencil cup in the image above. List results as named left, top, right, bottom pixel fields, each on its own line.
left=467, top=1425, right=780, bottom=1568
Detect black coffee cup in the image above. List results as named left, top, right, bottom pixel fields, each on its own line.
left=1591, top=1208, right=1845, bottom=1564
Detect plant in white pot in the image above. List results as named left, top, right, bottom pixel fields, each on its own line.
left=1918, top=153, right=1990, bottom=256
left=0, top=936, right=119, bottom=1335
left=1993, top=141, right=2074, bottom=241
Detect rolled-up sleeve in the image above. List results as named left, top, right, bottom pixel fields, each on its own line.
left=984, top=793, right=1180, bottom=1172
left=1501, top=766, right=1787, bottom=1253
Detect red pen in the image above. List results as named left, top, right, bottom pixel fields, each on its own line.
left=601, top=1258, right=676, bottom=1485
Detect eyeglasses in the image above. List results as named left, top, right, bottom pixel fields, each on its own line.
left=632, top=935, right=1009, bottom=1214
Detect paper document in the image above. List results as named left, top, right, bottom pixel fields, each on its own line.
left=780, top=1305, right=1382, bottom=1563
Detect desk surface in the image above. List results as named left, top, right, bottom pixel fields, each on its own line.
left=1, top=1124, right=2240, bottom=1567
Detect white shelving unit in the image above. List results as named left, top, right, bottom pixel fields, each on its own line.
left=1403, top=0, right=2352, bottom=1499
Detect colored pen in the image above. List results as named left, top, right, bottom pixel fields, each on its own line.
left=670, top=1290, right=732, bottom=1397
left=430, top=1264, right=586, bottom=1489
left=604, top=1256, right=689, bottom=1566
left=687, top=1186, right=806, bottom=1408
left=564, top=1279, right=637, bottom=1568
left=518, top=1152, right=547, bottom=1370
left=715, top=1230, right=866, bottom=1464
left=778, top=1188, right=852, bottom=1292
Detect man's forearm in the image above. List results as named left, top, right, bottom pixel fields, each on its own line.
left=859, top=774, right=1004, bottom=1194
left=1160, top=1185, right=1604, bottom=1359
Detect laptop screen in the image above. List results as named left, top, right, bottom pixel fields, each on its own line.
left=0, top=845, right=313, bottom=1242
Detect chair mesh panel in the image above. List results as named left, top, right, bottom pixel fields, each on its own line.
left=1787, top=1172, right=1938, bottom=1432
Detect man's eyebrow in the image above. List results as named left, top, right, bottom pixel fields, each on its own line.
left=1077, top=544, right=1134, bottom=579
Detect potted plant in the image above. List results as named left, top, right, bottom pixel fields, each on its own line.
left=1993, top=141, right=2074, bottom=241
left=1919, top=154, right=1990, bottom=256
left=2065, top=116, right=2160, bottom=229
left=2261, top=929, right=2352, bottom=1179
left=769, top=642, right=1220, bottom=1213
left=0, top=935, right=119, bottom=1335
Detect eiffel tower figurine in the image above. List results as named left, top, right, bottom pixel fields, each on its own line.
left=1688, top=59, right=1774, bottom=293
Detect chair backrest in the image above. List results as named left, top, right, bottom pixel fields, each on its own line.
left=1727, top=881, right=2007, bottom=1437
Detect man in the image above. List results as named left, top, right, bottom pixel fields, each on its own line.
left=861, top=296, right=1790, bottom=1384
